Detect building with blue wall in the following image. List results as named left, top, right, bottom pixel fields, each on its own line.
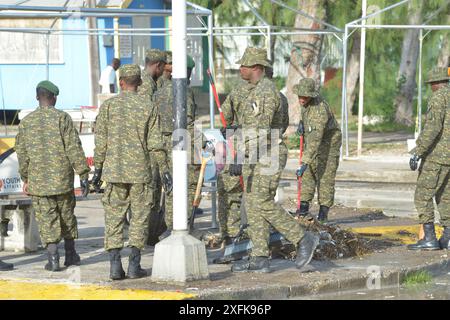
left=0, top=0, right=167, bottom=111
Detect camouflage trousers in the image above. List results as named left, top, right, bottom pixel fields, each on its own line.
left=102, top=183, right=153, bottom=250
left=217, top=169, right=243, bottom=238
left=415, top=160, right=450, bottom=227
left=243, top=143, right=303, bottom=257
left=31, top=191, right=77, bottom=247
left=302, top=154, right=340, bottom=208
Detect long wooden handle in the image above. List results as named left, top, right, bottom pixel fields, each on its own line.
left=192, top=156, right=210, bottom=207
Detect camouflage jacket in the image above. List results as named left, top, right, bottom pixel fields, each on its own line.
left=94, top=91, right=168, bottom=183
left=138, top=70, right=157, bottom=100
left=301, top=96, right=342, bottom=164
left=413, top=85, right=450, bottom=165
left=277, top=92, right=289, bottom=135
left=241, top=77, right=283, bottom=154
left=15, top=106, right=89, bottom=196
left=153, top=80, right=197, bottom=134
left=221, top=81, right=251, bottom=126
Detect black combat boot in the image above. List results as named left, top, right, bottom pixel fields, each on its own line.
left=318, top=205, right=329, bottom=223
left=64, top=239, right=80, bottom=267
left=109, top=249, right=125, bottom=280
left=296, top=201, right=309, bottom=216
left=127, top=247, right=147, bottom=279
left=0, top=259, right=13, bottom=271
left=439, top=227, right=450, bottom=250
left=0, top=221, right=8, bottom=237
left=407, top=223, right=440, bottom=250
left=231, top=256, right=270, bottom=273
left=295, top=231, right=320, bottom=270
left=44, top=243, right=61, bottom=272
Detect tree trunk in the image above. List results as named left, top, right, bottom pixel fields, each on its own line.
left=345, top=31, right=362, bottom=115
left=87, top=0, right=100, bottom=107
left=437, top=14, right=450, bottom=68
left=285, top=0, right=326, bottom=134
left=394, top=1, right=423, bottom=126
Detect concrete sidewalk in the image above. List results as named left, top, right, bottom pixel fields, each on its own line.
left=283, top=154, right=417, bottom=184
left=0, top=198, right=448, bottom=300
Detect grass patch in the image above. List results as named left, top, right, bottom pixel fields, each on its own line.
left=402, top=271, right=433, bottom=286
left=286, top=134, right=301, bottom=150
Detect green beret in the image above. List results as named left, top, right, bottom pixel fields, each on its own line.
left=187, top=55, right=195, bottom=69
left=145, top=49, right=167, bottom=64
left=119, top=64, right=141, bottom=78
left=36, top=80, right=59, bottom=96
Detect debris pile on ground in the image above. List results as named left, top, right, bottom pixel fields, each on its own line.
left=304, top=217, right=372, bottom=260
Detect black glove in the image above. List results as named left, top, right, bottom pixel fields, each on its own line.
left=409, top=155, right=420, bottom=171
left=220, top=125, right=240, bottom=139
left=297, top=121, right=304, bottom=136
left=80, top=179, right=89, bottom=197
left=296, top=163, right=308, bottom=177
left=91, top=168, right=102, bottom=191
left=162, top=171, right=173, bottom=193
left=229, top=163, right=242, bottom=176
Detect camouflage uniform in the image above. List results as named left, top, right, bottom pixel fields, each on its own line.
left=152, top=76, right=199, bottom=228
left=294, top=79, right=342, bottom=208
left=411, top=69, right=450, bottom=227
left=217, top=83, right=247, bottom=238
left=95, top=64, right=168, bottom=251
left=237, top=47, right=304, bottom=258
left=138, top=49, right=167, bottom=238
left=15, top=89, right=89, bottom=246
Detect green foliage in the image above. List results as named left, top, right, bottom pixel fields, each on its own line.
left=190, top=0, right=448, bottom=131
left=321, top=69, right=343, bottom=117
left=273, top=76, right=286, bottom=91
left=402, top=271, right=433, bottom=286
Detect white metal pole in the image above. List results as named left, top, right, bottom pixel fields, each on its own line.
left=341, top=25, right=349, bottom=159
left=208, top=13, right=218, bottom=229
left=172, top=0, right=188, bottom=231
left=267, top=26, right=272, bottom=60
left=357, top=0, right=367, bottom=157
left=208, top=14, right=214, bottom=129
left=46, top=32, right=50, bottom=80
left=417, top=29, right=423, bottom=135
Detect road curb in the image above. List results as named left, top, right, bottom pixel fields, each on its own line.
left=195, top=258, right=450, bottom=300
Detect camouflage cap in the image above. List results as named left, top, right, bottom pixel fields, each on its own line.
left=119, top=64, right=141, bottom=78
left=36, top=80, right=59, bottom=96
left=425, top=67, right=450, bottom=84
left=235, top=47, right=271, bottom=67
left=187, top=55, right=195, bottom=69
left=145, top=49, right=167, bottom=64
left=165, top=51, right=172, bottom=64
left=293, top=78, right=319, bottom=98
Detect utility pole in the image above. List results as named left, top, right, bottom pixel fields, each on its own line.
left=357, top=0, right=367, bottom=157
left=87, top=0, right=100, bottom=107
left=152, top=0, right=209, bottom=283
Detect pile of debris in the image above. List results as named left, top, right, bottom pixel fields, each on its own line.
left=203, top=215, right=373, bottom=263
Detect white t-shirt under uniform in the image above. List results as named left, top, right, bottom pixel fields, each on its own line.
left=99, top=65, right=116, bottom=93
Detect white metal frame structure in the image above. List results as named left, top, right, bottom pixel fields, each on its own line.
left=0, top=0, right=344, bottom=228
left=341, top=0, right=450, bottom=158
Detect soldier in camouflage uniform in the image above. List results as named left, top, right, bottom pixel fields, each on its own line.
left=408, top=67, right=450, bottom=251
left=93, top=64, right=171, bottom=280
left=154, top=55, right=200, bottom=239
left=15, top=81, right=90, bottom=272
left=157, top=51, right=172, bottom=90
left=294, top=78, right=342, bottom=223
left=217, top=81, right=247, bottom=243
left=230, top=47, right=319, bottom=273
left=138, top=49, right=167, bottom=244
